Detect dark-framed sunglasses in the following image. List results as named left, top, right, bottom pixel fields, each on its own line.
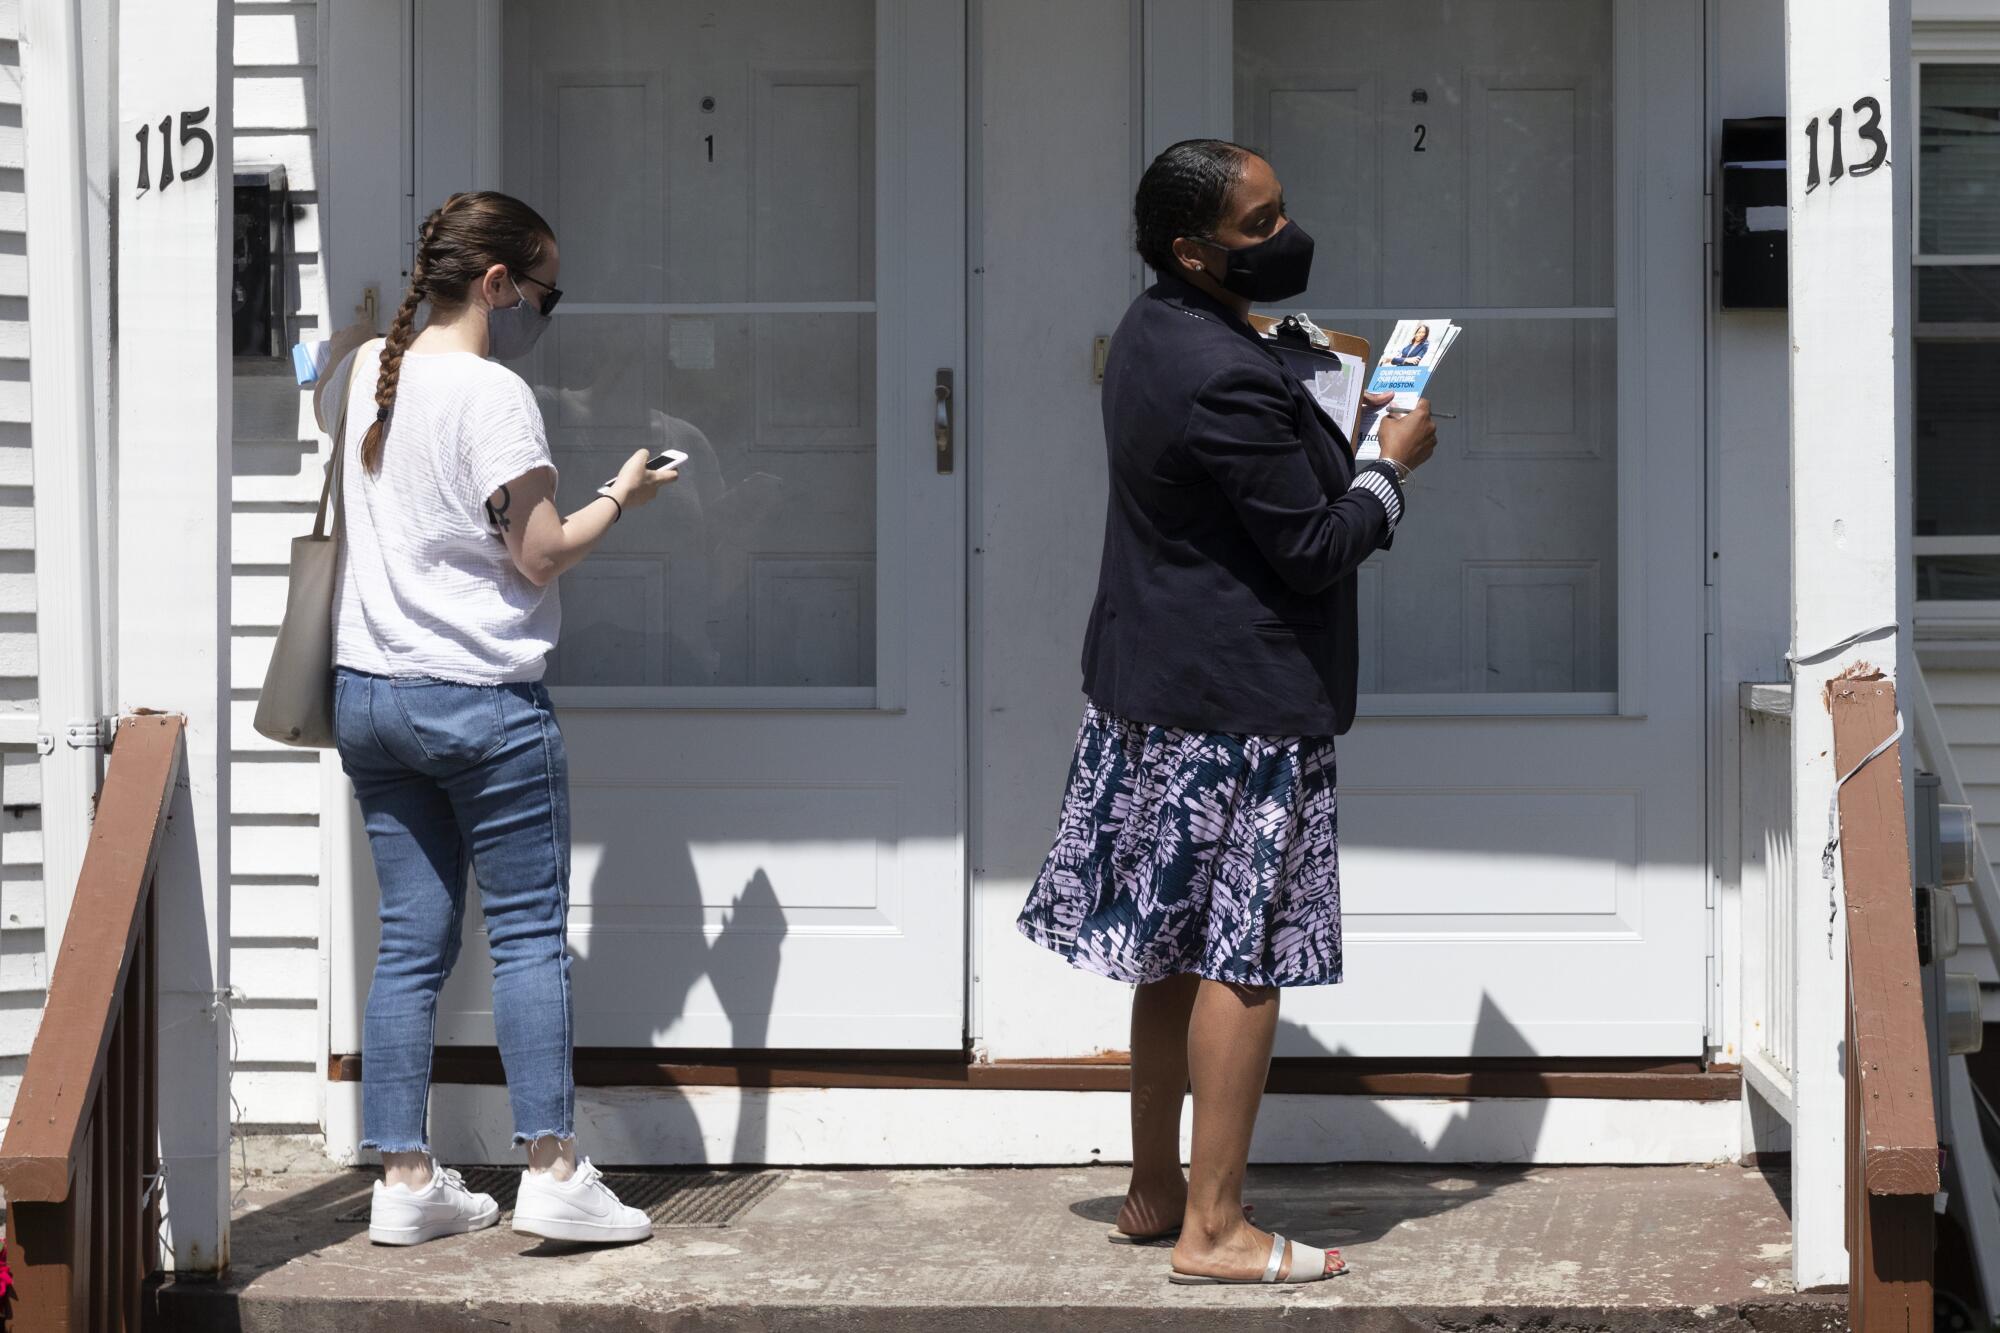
left=513, top=271, right=564, bottom=318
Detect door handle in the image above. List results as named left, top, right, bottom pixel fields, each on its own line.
left=934, top=369, right=954, bottom=474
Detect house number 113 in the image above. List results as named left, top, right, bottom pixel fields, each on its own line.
left=1803, top=95, right=1887, bottom=193
left=133, top=107, right=215, bottom=195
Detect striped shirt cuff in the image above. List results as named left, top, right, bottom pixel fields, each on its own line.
left=1349, top=465, right=1404, bottom=534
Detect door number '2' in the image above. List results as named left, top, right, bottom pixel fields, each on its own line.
left=1804, top=95, right=1886, bottom=193
left=134, top=108, right=215, bottom=195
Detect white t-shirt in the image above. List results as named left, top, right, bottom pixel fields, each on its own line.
left=332, top=347, right=560, bottom=684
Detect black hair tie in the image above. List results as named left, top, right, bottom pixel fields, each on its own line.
left=375, top=407, right=389, bottom=423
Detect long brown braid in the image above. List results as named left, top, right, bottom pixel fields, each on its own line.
left=359, top=191, right=556, bottom=474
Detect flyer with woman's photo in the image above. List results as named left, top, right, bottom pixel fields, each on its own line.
left=1356, top=318, right=1460, bottom=459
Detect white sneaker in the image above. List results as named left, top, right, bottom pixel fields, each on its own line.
left=368, top=1161, right=500, bottom=1246
left=512, top=1158, right=653, bottom=1244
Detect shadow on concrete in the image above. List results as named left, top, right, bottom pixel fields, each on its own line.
left=215, top=1163, right=641, bottom=1277
left=1753, top=1161, right=1794, bottom=1222
left=1060, top=990, right=1550, bottom=1249
left=1067, top=1161, right=1533, bottom=1251
left=156, top=1160, right=1824, bottom=1330
left=219, top=1171, right=374, bottom=1280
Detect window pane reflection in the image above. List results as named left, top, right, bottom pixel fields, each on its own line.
left=1236, top=0, right=1618, bottom=694
left=1915, top=340, right=2000, bottom=543
left=520, top=314, right=878, bottom=688
left=1920, top=64, right=2000, bottom=256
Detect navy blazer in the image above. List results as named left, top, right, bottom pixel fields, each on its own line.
left=1080, top=275, right=1402, bottom=737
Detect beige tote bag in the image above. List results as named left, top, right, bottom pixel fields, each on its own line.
left=252, top=345, right=372, bottom=748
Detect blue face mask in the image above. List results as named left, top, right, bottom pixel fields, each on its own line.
left=487, top=275, right=551, bottom=361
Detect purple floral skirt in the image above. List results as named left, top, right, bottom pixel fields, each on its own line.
left=1018, top=700, right=1343, bottom=988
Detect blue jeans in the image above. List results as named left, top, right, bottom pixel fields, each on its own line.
left=334, top=668, right=574, bottom=1153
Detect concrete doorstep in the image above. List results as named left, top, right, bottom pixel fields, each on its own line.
left=150, top=1157, right=1844, bottom=1332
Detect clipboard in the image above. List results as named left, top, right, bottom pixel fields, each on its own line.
left=1248, top=313, right=1372, bottom=444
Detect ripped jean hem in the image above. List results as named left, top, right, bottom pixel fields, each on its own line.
left=360, top=1139, right=431, bottom=1155
left=512, top=1129, right=576, bottom=1149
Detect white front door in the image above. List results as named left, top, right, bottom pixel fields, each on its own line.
left=1149, top=0, right=1709, bottom=1057
left=404, top=0, right=967, bottom=1050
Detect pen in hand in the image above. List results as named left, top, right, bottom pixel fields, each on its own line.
left=1387, top=408, right=1456, bottom=419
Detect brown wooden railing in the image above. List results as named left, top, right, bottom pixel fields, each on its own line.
left=0, top=716, right=184, bottom=1332
left=1829, top=677, right=1939, bottom=1331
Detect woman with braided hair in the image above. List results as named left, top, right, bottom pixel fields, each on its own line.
left=1017, top=141, right=1437, bottom=1285
left=324, top=191, right=674, bottom=1247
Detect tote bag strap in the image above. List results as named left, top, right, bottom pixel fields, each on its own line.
left=311, top=340, right=381, bottom=540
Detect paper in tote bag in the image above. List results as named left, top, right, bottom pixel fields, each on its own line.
left=252, top=342, right=375, bottom=748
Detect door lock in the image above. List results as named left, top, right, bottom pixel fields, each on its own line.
left=934, top=369, right=954, bottom=474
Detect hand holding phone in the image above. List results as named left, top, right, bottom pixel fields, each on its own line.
left=601, top=447, right=683, bottom=516
left=602, top=448, right=687, bottom=490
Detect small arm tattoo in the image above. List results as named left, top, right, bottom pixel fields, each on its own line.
left=484, top=484, right=512, bottom=534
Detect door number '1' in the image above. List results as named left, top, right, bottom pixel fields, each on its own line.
left=134, top=107, right=215, bottom=195
left=1804, top=95, right=1886, bottom=194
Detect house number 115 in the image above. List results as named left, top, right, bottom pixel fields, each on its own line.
left=133, top=107, right=215, bottom=195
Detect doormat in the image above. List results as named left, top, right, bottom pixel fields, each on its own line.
left=336, top=1168, right=787, bottom=1228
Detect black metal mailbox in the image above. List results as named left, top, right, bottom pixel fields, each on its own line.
left=1720, top=117, right=1786, bottom=310
left=233, top=164, right=290, bottom=357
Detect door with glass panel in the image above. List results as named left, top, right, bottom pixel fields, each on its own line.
left=1149, top=0, right=1708, bottom=1056
left=421, top=0, right=966, bottom=1050
left=1912, top=52, right=2000, bottom=1004
left=1914, top=56, right=2000, bottom=611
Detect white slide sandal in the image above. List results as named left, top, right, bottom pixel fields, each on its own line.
left=1167, top=1232, right=1347, bottom=1285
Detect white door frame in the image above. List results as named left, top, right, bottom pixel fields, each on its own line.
left=323, top=0, right=970, bottom=1069
left=1140, top=0, right=1714, bottom=1058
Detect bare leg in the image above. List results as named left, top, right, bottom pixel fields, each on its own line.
left=382, top=1150, right=433, bottom=1190
left=1117, top=973, right=1200, bottom=1236
left=385, top=1138, right=574, bottom=1192
left=525, top=1133, right=576, bottom=1181
left=1170, top=979, right=1336, bottom=1280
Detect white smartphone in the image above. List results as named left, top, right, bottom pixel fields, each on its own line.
left=603, top=449, right=687, bottom=490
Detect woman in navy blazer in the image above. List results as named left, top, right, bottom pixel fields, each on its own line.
left=1389, top=322, right=1433, bottom=366
left=1019, top=140, right=1436, bottom=1287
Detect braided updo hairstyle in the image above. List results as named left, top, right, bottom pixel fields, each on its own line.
left=361, top=190, right=555, bottom=474
left=1132, top=138, right=1253, bottom=276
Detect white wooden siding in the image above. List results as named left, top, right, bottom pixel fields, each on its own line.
left=230, top=0, right=326, bottom=1130
left=1920, top=658, right=2000, bottom=1021
left=0, top=6, right=43, bottom=1134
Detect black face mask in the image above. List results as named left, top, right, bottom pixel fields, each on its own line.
left=1200, top=220, right=1316, bottom=304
